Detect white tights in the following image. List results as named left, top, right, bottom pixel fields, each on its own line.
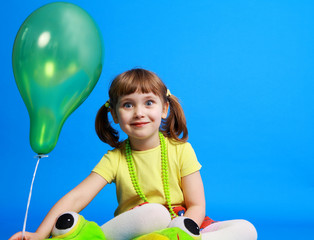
left=100, top=203, right=257, bottom=240
left=201, top=220, right=257, bottom=240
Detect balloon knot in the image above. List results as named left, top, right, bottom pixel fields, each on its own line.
left=34, top=154, right=49, bottom=159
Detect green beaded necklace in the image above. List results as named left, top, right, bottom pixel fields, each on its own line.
left=125, top=132, right=177, bottom=219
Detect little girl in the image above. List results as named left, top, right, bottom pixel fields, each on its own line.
left=10, top=68, right=257, bottom=240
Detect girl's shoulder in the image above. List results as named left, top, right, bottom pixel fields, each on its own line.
left=166, top=137, right=194, bottom=152
left=166, top=137, right=199, bottom=170
left=104, top=141, right=126, bottom=158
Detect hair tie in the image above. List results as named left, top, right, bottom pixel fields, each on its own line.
left=104, top=100, right=110, bottom=108
left=166, top=89, right=171, bottom=97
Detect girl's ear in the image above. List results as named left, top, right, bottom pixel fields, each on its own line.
left=162, top=102, right=169, bottom=119
left=110, top=109, right=119, bottom=124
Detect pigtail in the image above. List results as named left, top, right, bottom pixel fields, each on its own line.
left=95, top=103, right=121, bottom=148
left=161, top=94, right=188, bottom=142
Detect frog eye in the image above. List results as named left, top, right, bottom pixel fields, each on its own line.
left=168, top=217, right=200, bottom=238
left=182, top=218, right=200, bottom=237
left=52, top=212, right=80, bottom=237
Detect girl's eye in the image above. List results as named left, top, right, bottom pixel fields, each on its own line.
left=145, top=100, right=153, bottom=106
left=123, top=103, right=133, bottom=108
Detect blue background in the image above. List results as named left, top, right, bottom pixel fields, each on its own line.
left=1, top=0, right=314, bottom=239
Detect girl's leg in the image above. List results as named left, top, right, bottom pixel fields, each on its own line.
left=201, top=220, right=257, bottom=240
left=100, top=203, right=171, bottom=240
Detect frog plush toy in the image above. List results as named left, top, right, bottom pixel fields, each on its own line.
left=47, top=212, right=201, bottom=240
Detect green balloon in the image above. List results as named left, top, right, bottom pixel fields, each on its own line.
left=12, top=2, right=104, bottom=154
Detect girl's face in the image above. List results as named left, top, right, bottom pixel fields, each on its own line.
left=112, top=92, right=168, bottom=150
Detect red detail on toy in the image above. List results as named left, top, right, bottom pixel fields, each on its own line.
left=172, top=206, right=186, bottom=216
left=200, top=216, right=216, bottom=230
left=130, top=202, right=149, bottom=210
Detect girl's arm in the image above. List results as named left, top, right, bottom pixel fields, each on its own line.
left=9, top=172, right=108, bottom=240
left=181, top=171, right=206, bottom=227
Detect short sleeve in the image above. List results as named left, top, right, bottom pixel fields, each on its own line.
left=178, top=142, right=202, bottom=177
left=92, top=148, right=121, bottom=184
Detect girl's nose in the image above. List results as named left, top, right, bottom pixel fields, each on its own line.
left=134, top=106, right=145, bottom=118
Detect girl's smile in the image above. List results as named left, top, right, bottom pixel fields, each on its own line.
left=112, top=92, right=168, bottom=150
left=130, top=121, right=150, bottom=127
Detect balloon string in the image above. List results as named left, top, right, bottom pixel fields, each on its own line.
left=22, top=155, right=48, bottom=240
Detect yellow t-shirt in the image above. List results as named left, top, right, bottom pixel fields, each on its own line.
left=92, top=138, right=202, bottom=216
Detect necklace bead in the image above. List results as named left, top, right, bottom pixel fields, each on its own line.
left=125, top=132, right=177, bottom=219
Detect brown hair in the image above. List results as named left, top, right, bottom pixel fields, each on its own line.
left=95, top=68, right=188, bottom=148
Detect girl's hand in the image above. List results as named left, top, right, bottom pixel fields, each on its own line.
left=8, top=231, right=44, bottom=240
